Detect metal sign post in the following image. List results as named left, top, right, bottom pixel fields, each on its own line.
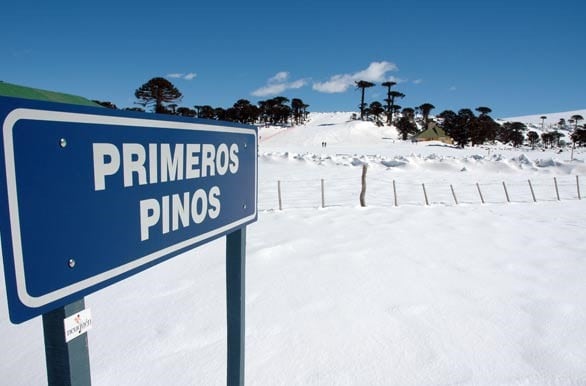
left=42, top=298, right=91, bottom=386
left=226, top=228, right=246, bottom=386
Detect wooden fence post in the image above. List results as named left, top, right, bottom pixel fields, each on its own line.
left=360, top=164, right=367, bottom=207
left=528, top=179, right=536, bottom=202
left=476, top=183, right=485, bottom=204
left=450, top=184, right=458, bottom=205
left=422, top=183, right=429, bottom=206
left=502, top=181, right=510, bottom=203
left=321, top=179, right=325, bottom=208
left=277, top=180, right=282, bottom=210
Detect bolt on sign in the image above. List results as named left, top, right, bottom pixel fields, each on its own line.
left=0, top=96, right=257, bottom=323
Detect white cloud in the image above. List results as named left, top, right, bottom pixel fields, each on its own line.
left=312, top=74, right=352, bottom=93
left=354, top=61, right=398, bottom=82
left=269, top=71, right=289, bottom=83
left=449, top=86, right=457, bottom=91
left=413, top=79, right=423, bottom=84
left=251, top=72, right=308, bottom=97
left=166, top=72, right=197, bottom=80
left=252, top=83, right=289, bottom=97
left=312, top=61, right=399, bottom=94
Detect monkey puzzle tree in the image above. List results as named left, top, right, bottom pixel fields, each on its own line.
left=437, top=110, right=457, bottom=137
left=396, top=115, right=418, bottom=140
left=475, top=106, right=492, bottom=116
left=368, top=101, right=385, bottom=124
left=571, top=128, right=586, bottom=146
left=135, top=77, right=182, bottom=113
left=176, top=106, right=196, bottom=117
left=230, top=99, right=260, bottom=124
left=381, top=81, right=396, bottom=124
left=527, top=131, right=540, bottom=148
left=499, top=122, right=527, bottom=147
left=451, top=109, right=475, bottom=148
left=418, top=103, right=435, bottom=128
left=402, top=107, right=415, bottom=121
left=387, top=91, right=405, bottom=125
left=355, top=80, right=375, bottom=120
left=570, top=114, right=583, bottom=130
left=258, top=96, right=292, bottom=125
left=473, top=107, right=498, bottom=145
left=291, top=98, right=309, bottom=125
left=199, top=105, right=215, bottom=120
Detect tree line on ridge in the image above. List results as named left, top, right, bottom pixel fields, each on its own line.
left=93, top=76, right=586, bottom=149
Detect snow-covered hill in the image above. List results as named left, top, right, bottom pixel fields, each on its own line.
left=260, top=109, right=586, bottom=150
left=259, top=112, right=398, bottom=147
left=503, top=109, right=586, bottom=130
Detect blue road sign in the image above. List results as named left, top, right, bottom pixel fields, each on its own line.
left=0, top=96, right=257, bottom=323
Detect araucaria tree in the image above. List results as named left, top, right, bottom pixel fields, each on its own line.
left=527, top=131, right=540, bottom=148
left=387, top=90, right=405, bottom=125
left=570, top=114, right=583, bottom=130
left=135, top=77, right=182, bottom=113
left=571, top=128, right=586, bottom=146
left=368, top=101, right=385, bottom=124
left=418, top=103, right=435, bottom=128
left=498, top=122, right=526, bottom=147
left=258, top=96, right=292, bottom=125
left=396, top=114, right=418, bottom=140
left=381, top=81, right=396, bottom=124
left=291, top=98, right=309, bottom=125
left=439, top=109, right=474, bottom=148
left=355, top=80, right=375, bottom=120
left=472, top=106, right=499, bottom=145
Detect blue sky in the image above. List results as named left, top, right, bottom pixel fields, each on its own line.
left=1, top=0, right=584, bottom=118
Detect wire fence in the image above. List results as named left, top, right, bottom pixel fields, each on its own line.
left=258, top=172, right=584, bottom=211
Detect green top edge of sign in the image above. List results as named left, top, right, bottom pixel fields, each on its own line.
left=0, top=81, right=101, bottom=108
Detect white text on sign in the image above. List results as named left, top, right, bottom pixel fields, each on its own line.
left=92, top=142, right=240, bottom=241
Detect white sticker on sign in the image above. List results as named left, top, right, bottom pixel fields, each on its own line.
left=64, top=308, right=93, bottom=343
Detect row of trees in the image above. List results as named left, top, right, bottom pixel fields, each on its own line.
left=191, top=97, right=309, bottom=126
left=439, top=109, right=585, bottom=148
left=438, top=107, right=502, bottom=147
left=355, top=80, right=409, bottom=125
left=353, top=79, right=586, bottom=148
left=97, top=77, right=584, bottom=149
left=95, top=77, right=309, bottom=126
left=354, top=80, right=435, bottom=130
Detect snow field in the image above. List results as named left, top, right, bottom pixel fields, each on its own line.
left=259, top=150, right=586, bottom=210
left=1, top=111, right=586, bottom=385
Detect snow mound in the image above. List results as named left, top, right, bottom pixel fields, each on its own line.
left=260, top=150, right=584, bottom=176
left=259, top=112, right=399, bottom=147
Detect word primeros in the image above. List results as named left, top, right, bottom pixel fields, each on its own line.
left=91, top=142, right=240, bottom=241
left=93, top=142, right=239, bottom=191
